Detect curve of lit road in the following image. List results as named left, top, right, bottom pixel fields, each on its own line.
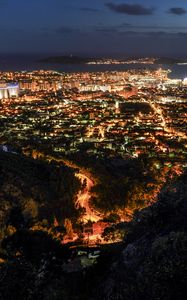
left=75, top=173, right=102, bottom=223
left=47, top=155, right=103, bottom=223
left=25, top=149, right=103, bottom=224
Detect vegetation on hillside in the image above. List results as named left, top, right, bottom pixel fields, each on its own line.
left=0, top=152, right=186, bottom=299
left=0, top=151, right=82, bottom=244
left=67, top=152, right=181, bottom=216
left=95, top=171, right=187, bottom=300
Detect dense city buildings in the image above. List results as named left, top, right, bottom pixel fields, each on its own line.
left=0, top=68, right=186, bottom=168
left=1, top=67, right=186, bottom=226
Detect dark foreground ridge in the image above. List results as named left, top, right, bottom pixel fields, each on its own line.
left=96, top=170, right=187, bottom=300
left=0, top=152, right=186, bottom=299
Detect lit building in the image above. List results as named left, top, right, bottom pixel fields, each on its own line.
left=0, top=83, right=19, bottom=99
left=182, top=77, right=187, bottom=86
left=115, top=100, right=120, bottom=114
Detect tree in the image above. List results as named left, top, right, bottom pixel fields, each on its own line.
left=64, top=218, right=73, bottom=239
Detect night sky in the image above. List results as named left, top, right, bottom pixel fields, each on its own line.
left=0, top=0, right=187, bottom=57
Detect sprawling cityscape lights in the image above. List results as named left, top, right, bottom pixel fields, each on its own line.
left=0, top=67, right=186, bottom=241
left=0, top=0, right=187, bottom=297
left=0, top=68, right=186, bottom=162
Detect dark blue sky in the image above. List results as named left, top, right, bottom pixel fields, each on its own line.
left=0, top=0, right=187, bottom=57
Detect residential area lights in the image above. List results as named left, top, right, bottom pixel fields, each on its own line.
left=0, top=68, right=186, bottom=168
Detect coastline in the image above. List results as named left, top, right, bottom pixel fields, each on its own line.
left=0, top=54, right=187, bottom=79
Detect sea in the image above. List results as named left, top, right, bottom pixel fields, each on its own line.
left=0, top=54, right=187, bottom=79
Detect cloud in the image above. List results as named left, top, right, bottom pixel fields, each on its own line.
left=94, top=23, right=133, bottom=36
left=41, top=26, right=77, bottom=36
left=176, top=32, right=187, bottom=37
left=94, top=24, right=187, bottom=39
left=106, top=2, right=155, bottom=15
left=80, top=7, right=101, bottom=13
left=53, top=26, right=75, bottom=34
left=120, top=31, right=187, bottom=39
left=119, top=23, right=132, bottom=28
left=168, top=7, right=187, bottom=15
left=95, top=23, right=131, bottom=33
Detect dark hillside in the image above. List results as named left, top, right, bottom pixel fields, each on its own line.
left=0, top=151, right=81, bottom=230
left=96, top=171, right=187, bottom=300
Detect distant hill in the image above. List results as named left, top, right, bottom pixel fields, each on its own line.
left=155, top=57, right=187, bottom=64
left=38, top=55, right=94, bottom=64
left=39, top=55, right=187, bottom=65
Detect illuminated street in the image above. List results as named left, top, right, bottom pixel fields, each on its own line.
left=75, top=173, right=102, bottom=223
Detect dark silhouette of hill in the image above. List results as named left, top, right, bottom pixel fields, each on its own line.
left=95, top=171, right=187, bottom=300
left=0, top=151, right=81, bottom=230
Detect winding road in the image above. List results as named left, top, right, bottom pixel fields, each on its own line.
left=75, top=173, right=102, bottom=223
left=27, top=149, right=102, bottom=224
